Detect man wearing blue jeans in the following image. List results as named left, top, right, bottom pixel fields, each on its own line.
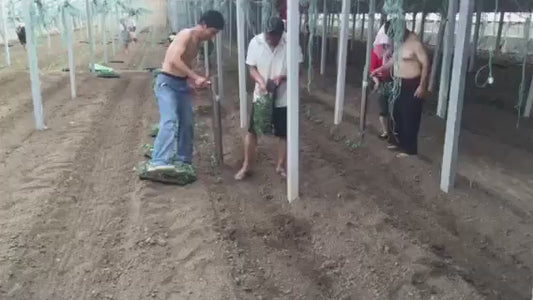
left=147, top=10, right=224, bottom=180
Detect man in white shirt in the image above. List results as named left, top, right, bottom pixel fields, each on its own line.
left=235, top=17, right=303, bottom=180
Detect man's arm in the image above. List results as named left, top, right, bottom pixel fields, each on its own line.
left=169, top=31, right=202, bottom=81
left=415, top=42, right=430, bottom=90
left=249, top=66, right=267, bottom=91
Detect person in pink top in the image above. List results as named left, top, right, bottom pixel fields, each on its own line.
left=370, top=25, right=392, bottom=139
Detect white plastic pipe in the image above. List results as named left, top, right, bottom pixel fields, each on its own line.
left=287, top=0, right=300, bottom=202
left=236, top=0, right=247, bottom=128
left=1, top=0, right=10, bottom=67
left=24, top=0, right=45, bottom=130
left=333, top=0, right=351, bottom=124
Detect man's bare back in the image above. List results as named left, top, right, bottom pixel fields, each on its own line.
left=162, top=28, right=201, bottom=79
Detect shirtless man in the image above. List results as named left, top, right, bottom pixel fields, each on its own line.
left=146, top=10, right=224, bottom=178
left=372, top=20, right=429, bottom=157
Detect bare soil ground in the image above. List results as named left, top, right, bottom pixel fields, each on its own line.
left=1, top=5, right=533, bottom=300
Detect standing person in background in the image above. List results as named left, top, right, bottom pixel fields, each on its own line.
left=234, top=17, right=303, bottom=180
left=128, top=13, right=138, bottom=43
left=16, top=23, right=26, bottom=50
left=372, top=20, right=429, bottom=157
left=370, top=25, right=392, bottom=140
left=145, top=10, right=224, bottom=180
left=119, top=17, right=132, bottom=54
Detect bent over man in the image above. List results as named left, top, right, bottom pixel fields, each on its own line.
left=146, top=10, right=224, bottom=179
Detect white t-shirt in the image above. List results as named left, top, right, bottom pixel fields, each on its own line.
left=246, top=33, right=303, bottom=108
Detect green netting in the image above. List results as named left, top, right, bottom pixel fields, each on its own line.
left=252, top=94, right=274, bottom=136
left=382, top=0, right=405, bottom=108
left=142, top=143, right=154, bottom=158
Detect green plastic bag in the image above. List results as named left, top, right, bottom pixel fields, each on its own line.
left=252, top=94, right=274, bottom=136
left=142, top=144, right=154, bottom=158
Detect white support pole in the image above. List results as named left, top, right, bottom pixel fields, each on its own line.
left=419, top=11, right=427, bottom=43
left=360, top=12, right=365, bottom=39
left=287, top=0, right=300, bottom=202
left=437, top=0, right=458, bottom=118
left=68, top=16, right=76, bottom=99
left=359, top=0, right=376, bottom=135
left=228, top=0, right=232, bottom=56
left=320, top=0, right=327, bottom=75
left=333, top=0, right=351, bottom=124
left=440, top=0, right=474, bottom=193
left=495, top=11, right=504, bottom=54
left=468, top=0, right=482, bottom=72
left=24, top=0, right=45, bottom=130
left=85, top=0, right=95, bottom=73
left=101, top=13, right=108, bottom=63
left=350, top=13, right=355, bottom=50
left=525, top=77, right=533, bottom=118
left=236, top=0, right=247, bottom=128
left=216, top=34, right=224, bottom=102
left=520, top=16, right=531, bottom=117
left=429, top=15, right=446, bottom=92
left=1, top=0, right=10, bottom=67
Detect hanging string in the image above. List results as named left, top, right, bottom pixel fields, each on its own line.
left=475, top=0, right=499, bottom=88
left=382, top=0, right=405, bottom=111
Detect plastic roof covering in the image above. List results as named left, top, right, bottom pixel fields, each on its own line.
left=316, top=0, right=533, bottom=14
left=3, top=0, right=151, bottom=28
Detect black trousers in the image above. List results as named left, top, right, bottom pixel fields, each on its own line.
left=392, top=77, right=423, bottom=155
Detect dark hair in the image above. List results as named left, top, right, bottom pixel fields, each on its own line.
left=198, top=10, right=225, bottom=30
left=265, top=17, right=284, bottom=35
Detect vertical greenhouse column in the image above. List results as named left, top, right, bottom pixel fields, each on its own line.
left=419, top=11, right=427, bottom=43
left=228, top=0, right=232, bottom=56
left=468, top=0, right=482, bottom=72
left=101, top=13, right=108, bottom=63
left=525, top=78, right=533, bottom=118
left=440, top=0, right=474, bottom=193
left=359, top=0, right=375, bottom=137
left=520, top=16, right=531, bottom=117
left=429, top=14, right=446, bottom=92
left=62, top=8, right=77, bottom=99
left=1, top=0, right=10, bottom=67
left=360, top=12, right=365, bottom=39
left=287, top=0, right=300, bottom=202
left=85, top=0, right=95, bottom=73
left=115, top=4, right=119, bottom=55
left=411, top=12, right=417, bottom=31
left=495, top=11, right=504, bottom=54
left=24, top=0, right=45, bottom=130
left=68, top=15, right=76, bottom=99
left=236, top=0, right=247, bottom=128
left=437, top=0, right=458, bottom=118
left=319, top=0, right=327, bottom=75
left=333, top=0, right=351, bottom=125
left=350, top=12, right=356, bottom=50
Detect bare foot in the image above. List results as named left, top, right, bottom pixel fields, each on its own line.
left=276, top=167, right=287, bottom=179
left=234, top=167, right=249, bottom=181
left=396, top=152, right=410, bottom=158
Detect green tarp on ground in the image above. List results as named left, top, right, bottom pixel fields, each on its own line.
left=136, top=161, right=197, bottom=185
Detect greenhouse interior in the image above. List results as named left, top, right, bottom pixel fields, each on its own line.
left=0, top=0, right=533, bottom=299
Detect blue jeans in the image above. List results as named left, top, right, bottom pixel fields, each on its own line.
left=151, top=73, right=194, bottom=165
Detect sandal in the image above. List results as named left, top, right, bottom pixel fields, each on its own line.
left=276, top=167, right=287, bottom=179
